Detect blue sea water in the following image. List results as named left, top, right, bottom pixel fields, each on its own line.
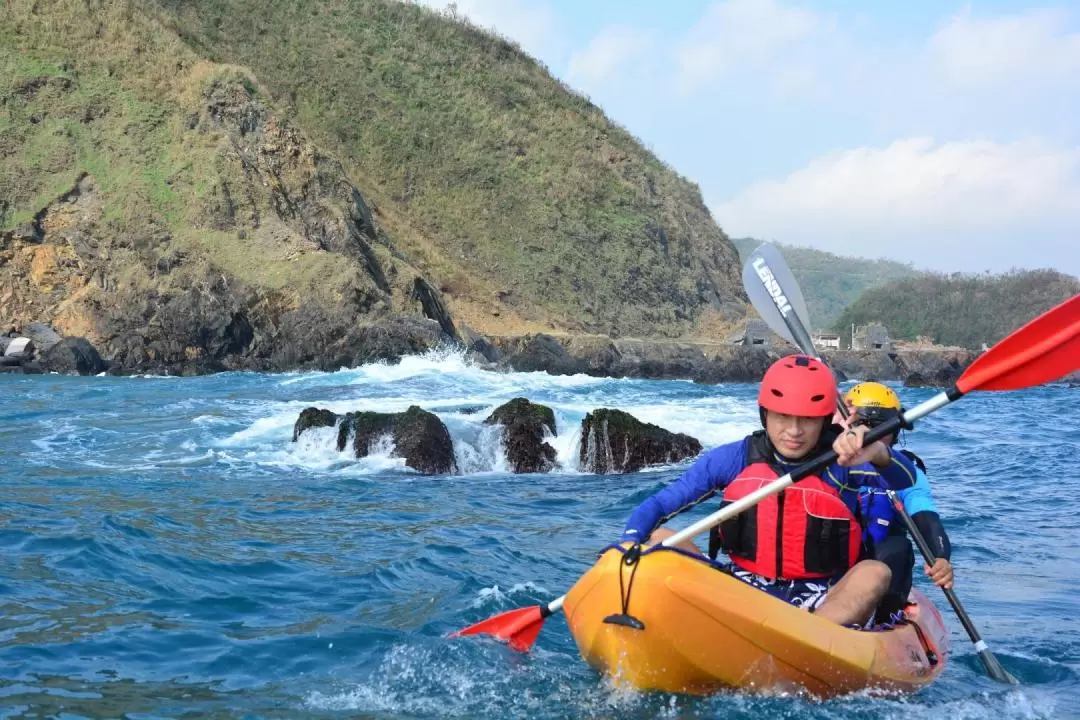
left=1, top=348, right=1078, bottom=719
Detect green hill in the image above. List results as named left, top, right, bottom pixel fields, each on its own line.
left=0, top=0, right=749, bottom=372
left=149, top=0, right=749, bottom=338
left=834, top=270, right=1080, bottom=349
left=731, top=238, right=924, bottom=329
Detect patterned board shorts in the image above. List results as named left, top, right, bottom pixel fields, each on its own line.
left=729, top=568, right=831, bottom=611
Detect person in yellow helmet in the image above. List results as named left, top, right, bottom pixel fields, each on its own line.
left=845, top=382, right=954, bottom=619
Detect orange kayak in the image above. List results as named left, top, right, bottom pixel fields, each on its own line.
left=563, top=545, right=950, bottom=698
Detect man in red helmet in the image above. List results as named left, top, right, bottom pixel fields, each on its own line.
left=621, top=354, right=918, bottom=627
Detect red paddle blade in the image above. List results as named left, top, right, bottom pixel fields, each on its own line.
left=449, top=605, right=546, bottom=652
left=957, top=293, right=1080, bottom=393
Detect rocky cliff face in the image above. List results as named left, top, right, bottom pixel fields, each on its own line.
left=1, top=0, right=754, bottom=374
left=2, top=0, right=752, bottom=370
left=1, top=61, right=458, bottom=374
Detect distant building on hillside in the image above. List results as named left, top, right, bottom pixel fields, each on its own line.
left=730, top=319, right=774, bottom=346
left=812, top=332, right=842, bottom=350
left=852, top=323, right=892, bottom=352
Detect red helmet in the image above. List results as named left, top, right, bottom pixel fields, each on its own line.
left=758, top=354, right=837, bottom=417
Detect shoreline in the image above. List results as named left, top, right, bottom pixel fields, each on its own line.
left=3, top=321, right=996, bottom=387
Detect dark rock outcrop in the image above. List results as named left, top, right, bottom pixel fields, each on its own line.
left=345, top=406, right=456, bottom=475
left=903, top=365, right=962, bottom=389
left=580, top=409, right=701, bottom=474
left=461, top=325, right=499, bottom=364
left=484, top=398, right=558, bottom=473
left=491, top=333, right=979, bottom=386
left=495, top=333, right=779, bottom=382
left=1, top=74, right=463, bottom=378
left=293, top=405, right=456, bottom=474
left=412, top=277, right=458, bottom=342
left=292, top=407, right=338, bottom=442
left=20, top=322, right=63, bottom=354
left=894, top=352, right=964, bottom=388
left=41, top=337, right=107, bottom=376
left=503, top=334, right=587, bottom=376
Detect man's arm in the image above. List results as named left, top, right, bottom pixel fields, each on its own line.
left=621, top=440, right=746, bottom=543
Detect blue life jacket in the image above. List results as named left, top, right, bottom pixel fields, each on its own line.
left=860, top=449, right=932, bottom=546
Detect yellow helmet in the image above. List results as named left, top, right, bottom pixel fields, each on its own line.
left=845, top=382, right=901, bottom=411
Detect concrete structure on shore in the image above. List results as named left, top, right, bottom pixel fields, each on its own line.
left=812, top=332, right=842, bottom=350
left=852, top=323, right=892, bottom=352
left=729, top=319, right=774, bottom=347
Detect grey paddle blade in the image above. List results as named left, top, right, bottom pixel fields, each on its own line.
left=741, top=242, right=815, bottom=353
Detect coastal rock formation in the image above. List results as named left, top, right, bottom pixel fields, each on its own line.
left=492, top=334, right=979, bottom=386
left=580, top=409, right=701, bottom=474
left=292, top=407, right=338, bottom=442
left=0, top=323, right=107, bottom=375
left=0, top=69, right=457, bottom=377
left=484, top=398, right=558, bottom=473
left=292, top=406, right=456, bottom=475
left=41, top=337, right=107, bottom=376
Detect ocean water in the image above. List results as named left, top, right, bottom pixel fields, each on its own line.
left=1, top=348, right=1078, bottom=719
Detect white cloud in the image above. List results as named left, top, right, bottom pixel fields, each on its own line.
left=414, top=0, right=559, bottom=62
left=930, top=7, right=1080, bottom=90
left=568, top=26, right=653, bottom=88
left=714, top=137, right=1080, bottom=272
left=676, top=0, right=821, bottom=93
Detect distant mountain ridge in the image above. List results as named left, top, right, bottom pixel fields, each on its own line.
left=834, top=269, right=1080, bottom=350
left=731, top=238, right=924, bottom=329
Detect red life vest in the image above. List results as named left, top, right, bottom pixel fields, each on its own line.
left=712, top=432, right=862, bottom=581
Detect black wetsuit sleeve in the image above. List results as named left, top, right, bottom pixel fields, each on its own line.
left=912, top=510, right=952, bottom=561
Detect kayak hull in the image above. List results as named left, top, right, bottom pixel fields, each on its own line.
left=563, top=545, right=949, bottom=698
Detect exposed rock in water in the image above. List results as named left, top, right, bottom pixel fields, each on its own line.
left=292, top=405, right=456, bottom=474
left=494, top=333, right=778, bottom=382
left=292, top=407, right=339, bottom=442
left=343, top=406, right=456, bottom=475
left=484, top=398, right=558, bottom=473
left=580, top=409, right=701, bottom=474
left=41, top=337, right=107, bottom=376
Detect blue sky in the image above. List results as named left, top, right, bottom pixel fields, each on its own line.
left=418, top=0, right=1079, bottom=275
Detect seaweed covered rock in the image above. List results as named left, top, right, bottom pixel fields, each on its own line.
left=341, top=406, right=456, bottom=475
left=292, top=407, right=339, bottom=442
left=292, top=405, right=456, bottom=475
left=579, top=409, right=701, bottom=474
left=484, top=397, right=558, bottom=473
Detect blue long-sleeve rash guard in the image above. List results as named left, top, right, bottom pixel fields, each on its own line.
left=621, top=436, right=917, bottom=543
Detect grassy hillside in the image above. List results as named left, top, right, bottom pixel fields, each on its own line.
left=1, top=0, right=748, bottom=347
left=144, top=0, right=747, bottom=339
left=834, top=270, right=1080, bottom=349
left=1, top=4, right=388, bottom=324
left=731, top=238, right=923, bottom=329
